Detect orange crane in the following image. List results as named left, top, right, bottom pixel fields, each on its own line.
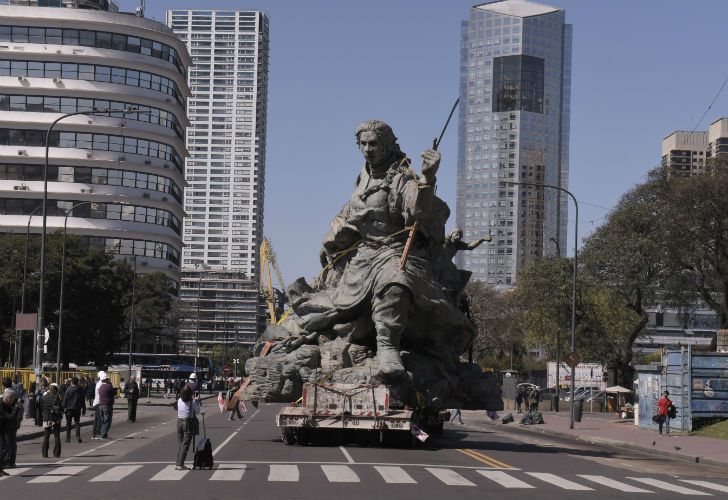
left=259, top=237, right=287, bottom=325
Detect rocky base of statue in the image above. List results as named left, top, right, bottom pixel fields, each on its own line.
left=243, top=328, right=503, bottom=411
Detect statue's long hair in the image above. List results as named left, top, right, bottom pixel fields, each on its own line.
left=354, top=120, right=404, bottom=158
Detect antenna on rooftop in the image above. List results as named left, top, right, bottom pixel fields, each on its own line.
left=135, top=0, right=145, bottom=18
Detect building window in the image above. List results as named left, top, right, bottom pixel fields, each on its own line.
left=492, top=55, right=544, bottom=114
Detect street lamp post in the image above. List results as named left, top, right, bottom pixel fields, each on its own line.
left=36, top=107, right=142, bottom=383
left=549, top=236, right=561, bottom=412
left=57, top=200, right=92, bottom=383
left=15, top=205, right=42, bottom=375
left=509, top=180, right=579, bottom=429
left=128, top=255, right=137, bottom=383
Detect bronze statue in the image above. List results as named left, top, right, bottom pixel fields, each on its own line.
left=245, top=120, right=501, bottom=411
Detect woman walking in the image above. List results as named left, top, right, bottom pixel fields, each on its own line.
left=41, top=383, right=62, bottom=458
left=656, top=390, right=672, bottom=436
left=175, top=386, right=200, bottom=470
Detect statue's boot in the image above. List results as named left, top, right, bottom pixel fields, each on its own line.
left=375, top=329, right=405, bottom=377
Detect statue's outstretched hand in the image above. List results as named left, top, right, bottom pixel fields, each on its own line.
left=319, top=247, right=329, bottom=268
left=421, top=149, right=441, bottom=185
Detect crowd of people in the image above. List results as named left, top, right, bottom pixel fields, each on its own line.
left=0, top=371, right=145, bottom=471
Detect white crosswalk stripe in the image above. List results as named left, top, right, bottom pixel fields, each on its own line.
left=89, top=465, right=142, bottom=482
left=629, top=478, right=712, bottom=496
left=0, top=468, right=30, bottom=481
left=577, top=475, right=654, bottom=493
left=680, top=480, right=728, bottom=493
left=478, top=470, right=535, bottom=488
left=268, top=464, right=299, bottom=482
left=426, top=467, right=476, bottom=486
left=210, top=463, right=246, bottom=481
left=321, top=465, right=360, bottom=483
left=27, top=466, right=88, bottom=484
left=374, top=466, right=417, bottom=484
left=149, top=465, right=190, bottom=481
left=526, top=472, right=593, bottom=491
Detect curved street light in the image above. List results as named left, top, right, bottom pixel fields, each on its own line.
left=35, top=107, right=145, bottom=382
left=508, top=180, right=579, bottom=429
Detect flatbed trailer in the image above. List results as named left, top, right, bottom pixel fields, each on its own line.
left=276, top=382, right=449, bottom=446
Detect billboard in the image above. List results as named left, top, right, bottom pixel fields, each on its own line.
left=547, top=362, right=606, bottom=389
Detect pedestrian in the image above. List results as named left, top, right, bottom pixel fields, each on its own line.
left=41, top=383, right=62, bottom=458
left=185, top=373, right=198, bottom=394
left=61, top=377, right=85, bottom=443
left=449, top=408, right=463, bottom=425
left=515, top=390, right=523, bottom=413
left=35, top=378, right=49, bottom=427
left=0, top=378, right=19, bottom=468
left=91, top=371, right=105, bottom=440
left=85, top=376, right=95, bottom=409
left=0, top=388, right=20, bottom=476
left=226, top=383, right=243, bottom=421
left=97, top=374, right=115, bottom=440
left=125, top=376, right=140, bottom=422
left=656, top=390, right=672, bottom=436
left=175, top=386, right=201, bottom=470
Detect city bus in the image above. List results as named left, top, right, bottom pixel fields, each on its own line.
left=108, top=353, right=215, bottom=391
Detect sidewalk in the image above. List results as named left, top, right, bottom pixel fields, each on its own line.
left=17, top=392, right=217, bottom=441
left=466, top=410, right=728, bottom=467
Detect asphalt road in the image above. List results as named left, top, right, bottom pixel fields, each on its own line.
left=4, top=402, right=728, bottom=499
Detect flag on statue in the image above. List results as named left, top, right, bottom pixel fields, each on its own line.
left=239, top=400, right=247, bottom=413
left=410, top=424, right=429, bottom=443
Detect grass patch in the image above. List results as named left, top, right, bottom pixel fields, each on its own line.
left=691, top=419, right=728, bottom=440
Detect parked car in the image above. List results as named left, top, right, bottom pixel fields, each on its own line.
left=561, top=386, right=601, bottom=401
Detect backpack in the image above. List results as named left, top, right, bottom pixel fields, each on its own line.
left=667, top=404, right=677, bottom=419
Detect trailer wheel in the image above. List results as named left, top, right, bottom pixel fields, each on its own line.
left=281, top=427, right=297, bottom=445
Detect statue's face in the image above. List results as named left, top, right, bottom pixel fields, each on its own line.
left=358, top=130, right=390, bottom=167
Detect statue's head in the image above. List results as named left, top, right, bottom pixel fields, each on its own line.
left=448, top=226, right=464, bottom=241
left=355, top=120, right=402, bottom=168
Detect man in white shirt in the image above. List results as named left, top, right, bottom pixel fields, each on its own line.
left=91, top=371, right=105, bottom=440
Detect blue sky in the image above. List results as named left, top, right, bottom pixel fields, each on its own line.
left=119, top=0, right=728, bottom=285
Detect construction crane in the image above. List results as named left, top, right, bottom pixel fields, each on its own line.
left=259, top=238, right=288, bottom=324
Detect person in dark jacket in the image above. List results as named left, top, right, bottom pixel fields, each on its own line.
left=1, top=388, right=20, bottom=476
left=98, top=376, right=115, bottom=439
left=41, top=383, right=62, bottom=458
left=125, top=376, right=140, bottom=422
left=1, top=378, right=20, bottom=468
left=35, top=378, right=49, bottom=427
left=62, top=377, right=85, bottom=443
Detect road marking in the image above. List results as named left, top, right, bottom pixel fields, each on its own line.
left=680, top=480, right=728, bottom=493
left=89, top=465, right=142, bottom=482
left=374, top=466, right=417, bottom=484
left=577, top=475, right=654, bottom=493
left=210, top=463, right=246, bottom=481
left=321, top=465, right=360, bottom=483
left=526, top=473, right=593, bottom=491
left=478, top=470, right=535, bottom=488
left=339, top=446, right=355, bottom=464
left=212, top=407, right=260, bottom=457
left=268, top=464, right=299, bottom=482
left=0, top=468, right=30, bottom=481
left=629, top=478, right=712, bottom=495
left=150, top=465, right=190, bottom=481
left=426, top=467, right=476, bottom=486
left=27, top=466, right=88, bottom=484
left=457, top=448, right=511, bottom=469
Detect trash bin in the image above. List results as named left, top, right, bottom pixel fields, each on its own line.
left=551, top=395, right=559, bottom=411
left=573, top=400, right=583, bottom=422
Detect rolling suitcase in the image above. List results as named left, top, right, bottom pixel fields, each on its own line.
left=193, top=413, right=214, bottom=470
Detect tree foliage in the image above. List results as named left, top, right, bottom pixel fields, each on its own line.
left=0, top=232, right=178, bottom=367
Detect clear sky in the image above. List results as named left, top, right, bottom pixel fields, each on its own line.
left=119, top=0, right=728, bottom=285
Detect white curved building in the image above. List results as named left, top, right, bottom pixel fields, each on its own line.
left=0, top=3, right=191, bottom=285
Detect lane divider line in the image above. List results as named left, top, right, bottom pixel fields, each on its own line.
left=212, top=408, right=260, bottom=457
left=339, top=446, right=355, bottom=464
left=457, top=448, right=512, bottom=469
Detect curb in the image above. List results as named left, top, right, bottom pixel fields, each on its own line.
left=474, top=417, right=728, bottom=468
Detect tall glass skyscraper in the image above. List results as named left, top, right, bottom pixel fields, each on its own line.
left=456, top=0, right=571, bottom=287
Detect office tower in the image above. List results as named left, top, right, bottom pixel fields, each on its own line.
left=661, top=131, right=708, bottom=177
left=707, top=118, right=728, bottom=171
left=456, top=0, right=572, bottom=287
left=0, top=1, right=190, bottom=284
left=167, top=10, right=269, bottom=351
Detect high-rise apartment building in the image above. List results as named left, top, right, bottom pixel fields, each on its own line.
left=456, top=0, right=571, bottom=287
left=167, top=10, right=269, bottom=352
left=167, top=9, right=268, bottom=276
left=0, top=1, right=191, bottom=285
left=661, top=131, right=708, bottom=177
